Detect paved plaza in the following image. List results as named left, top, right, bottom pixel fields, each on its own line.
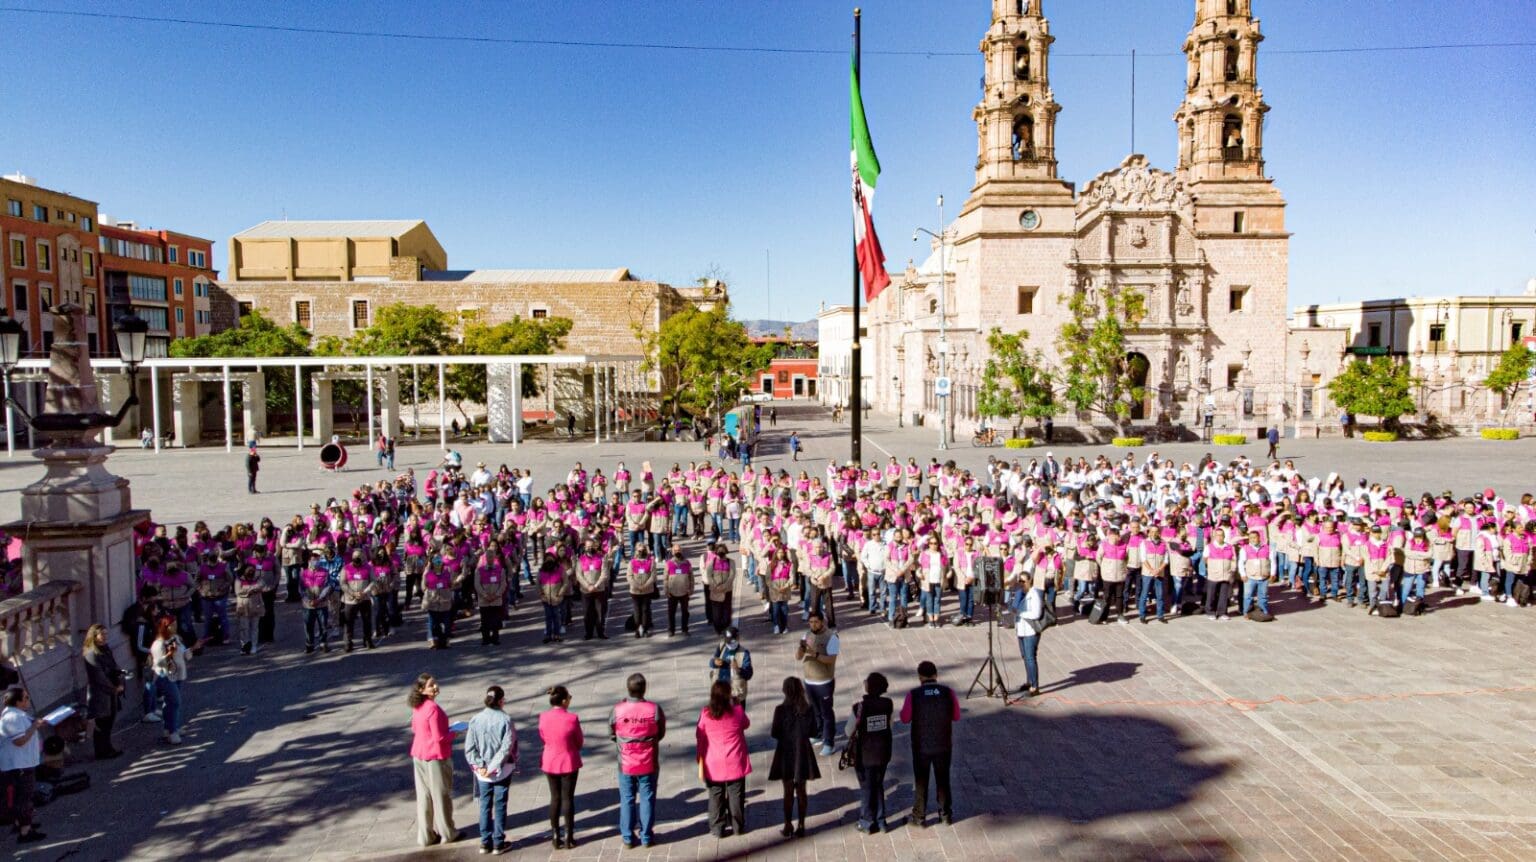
left=4, top=404, right=1536, bottom=861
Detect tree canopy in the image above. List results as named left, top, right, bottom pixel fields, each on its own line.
left=976, top=327, right=1056, bottom=430
left=642, top=305, right=772, bottom=416
left=1056, top=288, right=1146, bottom=433
left=168, top=309, right=311, bottom=359
left=1484, top=343, right=1533, bottom=423
left=1328, top=356, right=1418, bottom=427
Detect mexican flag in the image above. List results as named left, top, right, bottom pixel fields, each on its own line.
left=851, top=50, right=891, bottom=302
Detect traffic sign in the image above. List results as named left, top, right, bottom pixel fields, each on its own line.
left=935, top=376, right=951, bottom=397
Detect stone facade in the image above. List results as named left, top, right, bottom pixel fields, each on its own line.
left=868, top=0, right=1308, bottom=439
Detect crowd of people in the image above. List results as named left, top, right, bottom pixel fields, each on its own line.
left=407, top=662, right=961, bottom=851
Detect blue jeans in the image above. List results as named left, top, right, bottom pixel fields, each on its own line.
left=477, top=777, right=511, bottom=847
left=745, top=556, right=760, bottom=591
left=427, top=610, right=452, bottom=646
left=204, top=598, right=230, bottom=642
left=672, top=504, right=688, bottom=534
left=1295, top=557, right=1315, bottom=589
left=1502, top=570, right=1521, bottom=598
left=922, top=585, right=942, bottom=618
left=866, top=571, right=885, bottom=613
left=617, top=770, right=657, bottom=845
left=1241, top=579, right=1269, bottom=615
left=1317, top=566, right=1341, bottom=598
left=650, top=532, right=670, bottom=558
left=627, top=530, right=645, bottom=555
left=728, top=518, right=740, bottom=542
left=884, top=580, right=908, bottom=622
left=1137, top=575, right=1165, bottom=620
left=155, top=676, right=182, bottom=734
left=769, top=600, right=789, bottom=631
left=856, top=765, right=888, bottom=831
left=1017, top=634, right=1040, bottom=689
left=1342, top=565, right=1367, bottom=602
left=303, top=607, right=329, bottom=648
left=544, top=603, right=562, bottom=638
left=957, top=585, right=975, bottom=620
left=1478, top=570, right=1495, bottom=596
left=1400, top=573, right=1427, bottom=604
left=1273, top=552, right=1291, bottom=584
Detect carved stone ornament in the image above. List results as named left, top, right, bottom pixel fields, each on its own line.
left=1077, top=155, right=1193, bottom=217
left=1128, top=222, right=1148, bottom=248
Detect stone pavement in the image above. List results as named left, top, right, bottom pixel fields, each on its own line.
left=3, top=403, right=1536, bottom=861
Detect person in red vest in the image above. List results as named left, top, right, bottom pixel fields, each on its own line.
left=608, top=673, right=666, bottom=848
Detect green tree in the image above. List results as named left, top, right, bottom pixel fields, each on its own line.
left=1056, top=288, right=1147, bottom=435
left=641, top=305, right=773, bottom=417
left=1328, top=356, right=1418, bottom=429
left=350, top=303, right=455, bottom=357
left=1484, top=343, right=1533, bottom=424
left=976, top=327, right=1055, bottom=433
left=446, top=315, right=575, bottom=418
left=169, top=310, right=312, bottom=426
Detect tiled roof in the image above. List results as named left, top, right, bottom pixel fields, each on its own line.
left=234, top=220, right=425, bottom=238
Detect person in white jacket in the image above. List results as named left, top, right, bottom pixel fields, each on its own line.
left=1013, top=586, right=1046, bottom=697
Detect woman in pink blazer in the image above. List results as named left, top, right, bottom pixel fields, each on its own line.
left=696, top=680, right=752, bottom=838
left=539, top=686, right=584, bottom=849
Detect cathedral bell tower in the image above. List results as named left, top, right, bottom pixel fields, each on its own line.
left=959, top=0, right=1074, bottom=223
left=1174, top=0, right=1270, bottom=184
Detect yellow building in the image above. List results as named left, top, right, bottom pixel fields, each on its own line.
left=229, top=219, right=447, bottom=282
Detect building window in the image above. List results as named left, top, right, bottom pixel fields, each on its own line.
left=175, top=307, right=184, bottom=324
left=1017, top=286, right=1037, bottom=315
left=168, top=246, right=179, bottom=264
left=85, top=293, right=96, bottom=316
left=35, top=241, right=51, bottom=273
left=530, top=307, right=548, bottom=319
left=11, top=281, right=26, bottom=311
left=136, top=306, right=168, bottom=330
left=1367, top=322, right=1382, bottom=348
left=32, top=204, right=47, bottom=222
left=8, top=237, right=23, bottom=268
left=172, top=278, right=183, bottom=296
left=1514, top=322, right=1525, bottom=343
left=1228, top=286, right=1248, bottom=313
left=128, top=274, right=167, bottom=301
left=1428, top=323, right=1445, bottom=344
left=294, top=300, right=312, bottom=329
left=188, top=249, right=207, bottom=268
left=351, top=299, right=370, bottom=329
left=4, top=199, right=19, bottom=217
left=39, top=285, right=53, bottom=307
left=237, top=301, right=253, bottom=317
left=83, top=250, right=95, bottom=277
left=1232, top=211, right=1246, bottom=233
left=81, top=216, right=93, bottom=232
left=1226, top=364, right=1242, bottom=390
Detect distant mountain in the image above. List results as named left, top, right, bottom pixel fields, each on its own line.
left=741, top=319, right=818, bottom=339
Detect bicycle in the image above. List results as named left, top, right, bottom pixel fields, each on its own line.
left=971, top=428, right=999, bottom=447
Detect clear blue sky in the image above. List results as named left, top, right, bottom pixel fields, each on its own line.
left=2, top=1, right=1532, bottom=321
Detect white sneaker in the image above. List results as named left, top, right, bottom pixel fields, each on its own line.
left=166, top=732, right=182, bottom=745
left=143, top=712, right=162, bottom=723
left=1478, top=592, right=1489, bottom=601
left=1506, top=597, right=1519, bottom=607
left=1119, top=618, right=1129, bottom=625
left=1456, top=585, right=1468, bottom=595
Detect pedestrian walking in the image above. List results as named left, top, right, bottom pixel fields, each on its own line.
left=899, top=661, right=961, bottom=828
left=696, top=680, right=751, bottom=839
left=609, top=673, right=666, bottom=848
left=789, top=432, right=802, bottom=461
left=81, top=623, right=125, bottom=759
left=0, top=686, right=47, bottom=844
left=1266, top=425, right=1280, bottom=460
left=245, top=442, right=260, bottom=494
left=848, top=672, right=893, bottom=834
left=408, top=673, right=460, bottom=848
left=465, top=685, right=518, bottom=855
left=797, top=611, right=839, bottom=755
left=540, top=686, right=583, bottom=850
left=769, top=677, right=821, bottom=838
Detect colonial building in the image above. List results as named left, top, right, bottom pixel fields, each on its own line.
left=868, top=0, right=1320, bottom=439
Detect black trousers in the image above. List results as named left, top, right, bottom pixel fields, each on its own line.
left=667, top=595, right=690, bottom=634
left=1455, top=549, right=1473, bottom=585
left=258, top=590, right=277, bottom=643
left=707, top=778, right=746, bottom=835
left=583, top=593, right=609, bottom=637
left=807, top=584, right=836, bottom=627
left=1102, top=581, right=1127, bottom=619
left=705, top=594, right=732, bottom=634
left=342, top=600, right=374, bottom=645
left=480, top=604, right=503, bottom=644
left=1205, top=580, right=1232, bottom=617
left=633, top=596, right=653, bottom=632
left=547, top=771, right=578, bottom=835
left=911, top=750, right=953, bottom=819
left=92, top=708, right=118, bottom=757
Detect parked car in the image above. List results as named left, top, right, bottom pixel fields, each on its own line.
left=743, top=392, right=775, bottom=404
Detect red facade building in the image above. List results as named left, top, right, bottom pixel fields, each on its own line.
left=751, top=337, right=818, bottom=400
left=1, top=173, right=104, bottom=355
left=100, top=221, right=218, bottom=356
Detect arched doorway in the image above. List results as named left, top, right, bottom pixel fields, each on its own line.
left=1125, top=352, right=1150, bottom=421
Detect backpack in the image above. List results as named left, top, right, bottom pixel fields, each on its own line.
left=892, top=603, right=909, bottom=629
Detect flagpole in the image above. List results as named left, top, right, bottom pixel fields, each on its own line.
left=850, top=7, right=863, bottom=467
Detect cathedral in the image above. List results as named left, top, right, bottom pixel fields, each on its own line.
left=869, top=0, right=1333, bottom=440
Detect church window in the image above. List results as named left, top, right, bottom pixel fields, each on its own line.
left=929, top=298, right=938, bottom=315
left=1228, top=286, right=1248, bottom=313
left=1232, top=211, right=1246, bottom=233
left=1223, top=43, right=1239, bottom=82
left=1011, top=116, right=1034, bottom=160
left=1017, top=287, right=1037, bottom=315
left=1014, top=44, right=1030, bottom=81
left=1222, top=116, right=1244, bottom=160
left=1367, top=323, right=1382, bottom=348
left=1227, top=0, right=1239, bottom=15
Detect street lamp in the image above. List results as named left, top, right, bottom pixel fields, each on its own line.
left=893, top=373, right=902, bottom=427
left=0, top=310, right=149, bottom=435
left=913, top=193, right=949, bottom=450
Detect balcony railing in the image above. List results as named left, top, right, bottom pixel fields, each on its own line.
left=0, top=579, right=80, bottom=668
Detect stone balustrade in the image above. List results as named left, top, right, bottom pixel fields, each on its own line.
left=0, top=580, right=83, bottom=705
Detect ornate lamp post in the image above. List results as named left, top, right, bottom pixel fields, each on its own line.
left=0, top=310, right=149, bottom=439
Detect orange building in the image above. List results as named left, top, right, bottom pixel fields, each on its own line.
left=750, top=337, right=819, bottom=400
left=1, top=173, right=104, bottom=355
left=100, top=221, right=218, bottom=356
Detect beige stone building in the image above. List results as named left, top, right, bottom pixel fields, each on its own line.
left=868, top=0, right=1324, bottom=439
left=230, top=219, right=447, bottom=282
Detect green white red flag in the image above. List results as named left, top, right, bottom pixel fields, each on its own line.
left=851, top=49, right=891, bottom=302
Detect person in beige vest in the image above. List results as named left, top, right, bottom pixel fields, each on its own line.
left=797, top=612, right=839, bottom=756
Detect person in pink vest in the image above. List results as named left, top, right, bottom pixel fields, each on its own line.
left=696, top=680, right=752, bottom=838
left=609, top=673, right=666, bottom=848
left=408, top=673, right=460, bottom=848
left=539, top=685, right=583, bottom=850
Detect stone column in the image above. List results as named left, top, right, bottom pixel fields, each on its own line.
left=378, top=368, right=400, bottom=439
left=172, top=377, right=200, bottom=447
left=241, top=372, right=267, bottom=443
left=311, top=376, right=334, bottom=443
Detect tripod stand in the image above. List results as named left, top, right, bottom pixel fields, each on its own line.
left=966, top=598, right=1010, bottom=700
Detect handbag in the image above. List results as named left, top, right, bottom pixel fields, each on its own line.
left=838, top=707, right=860, bottom=771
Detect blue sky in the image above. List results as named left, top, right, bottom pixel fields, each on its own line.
left=2, top=0, right=1532, bottom=321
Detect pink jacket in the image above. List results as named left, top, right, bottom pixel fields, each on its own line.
left=539, top=707, right=584, bottom=775
left=695, top=705, right=752, bottom=782
left=410, top=700, right=453, bottom=761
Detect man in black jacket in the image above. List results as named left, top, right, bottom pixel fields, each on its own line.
left=899, top=661, right=961, bottom=827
